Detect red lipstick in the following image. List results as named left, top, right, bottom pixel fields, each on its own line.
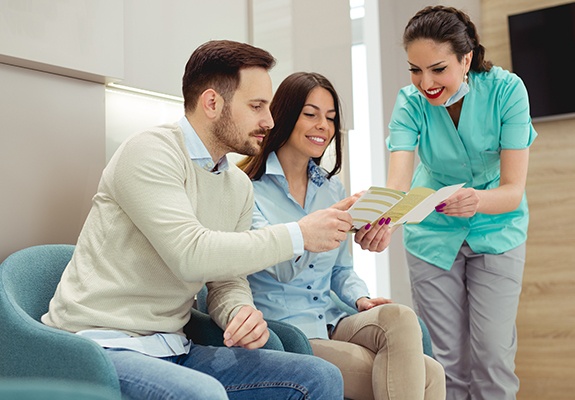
left=424, top=88, right=444, bottom=99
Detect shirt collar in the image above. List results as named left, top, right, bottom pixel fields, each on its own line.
left=178, top=116, right=229, bottom=173
left=265, top=152, right=327, bottom=187
left=264, top=151, right=286, bottom=177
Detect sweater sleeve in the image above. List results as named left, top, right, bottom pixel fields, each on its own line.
left=206, top=187, right=258, bottom=329
left=108, top=129, right=294, bottom=283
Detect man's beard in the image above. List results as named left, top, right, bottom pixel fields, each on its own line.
left=212, top=105, right=266, bottom=157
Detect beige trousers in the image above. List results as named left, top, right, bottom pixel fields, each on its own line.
left=310, top=304, right=445, bottom=400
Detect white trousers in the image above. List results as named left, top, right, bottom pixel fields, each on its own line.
left=407, top=242, right=525, bottom=400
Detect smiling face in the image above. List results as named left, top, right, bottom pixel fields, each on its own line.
left=407, top=39, right=472, bottom=106
left=281, top=87, right=336, bottom=161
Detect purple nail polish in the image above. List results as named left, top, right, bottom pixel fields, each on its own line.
left=378, top=218, right=385, bottom=226
left=386, top=217, right=391, bottom=225
left=435, top=203, right=446, bottom=212
left=364, top=223, right=371, bottom=230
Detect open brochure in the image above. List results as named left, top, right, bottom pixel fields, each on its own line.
left=348, top=183, right=465, bottom=231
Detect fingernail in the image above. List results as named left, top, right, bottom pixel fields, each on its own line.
left=386, top=217, right=391, bottom=225
left=364, top=223, right=371, bottom=230
left=435, top=203, right=446, bottom=212
left=378, top=218, right=385, bottom=226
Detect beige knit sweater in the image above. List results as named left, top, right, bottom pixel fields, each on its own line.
left=42, top=124, right=294, bottom=336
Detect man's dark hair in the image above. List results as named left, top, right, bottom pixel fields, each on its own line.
left=182, top=40, right=276, bottom=112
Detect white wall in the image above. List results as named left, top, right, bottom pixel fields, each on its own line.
left=252, top=0, right=353, bottom=129
left=0, top=0, right=123, bottom=83
left=0, top=63, right=105, bottom=261
left=105, top=89, right=184, bottom=162
left=122, top=0, right=249, bottom=97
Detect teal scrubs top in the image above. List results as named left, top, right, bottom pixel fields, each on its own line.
left=387, top=66, right=537, bottom=270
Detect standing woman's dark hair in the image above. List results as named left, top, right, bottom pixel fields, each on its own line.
left=239, top=72, right=343, bottom=181
left=403, top=5, right=493, bottom=73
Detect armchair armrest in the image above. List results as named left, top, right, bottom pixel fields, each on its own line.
left=0, top=308, right=120, bottom=393
left=265, top=319, right=313, bottom=355
left=185, top=308, right=285, bottom=351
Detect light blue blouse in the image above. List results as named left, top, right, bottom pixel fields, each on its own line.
left=387, top=66, right=537, bottom=270
left=248, top=152, right=370, bottom=339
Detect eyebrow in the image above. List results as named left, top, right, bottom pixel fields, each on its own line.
left=251, top=98, right=270, bottom=104
left=303, top=103, right=336, bottom=113
left=408, top=60, right=447, bottom=69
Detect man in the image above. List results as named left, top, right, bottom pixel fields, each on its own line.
left=42, top=40, right=351, bottom=399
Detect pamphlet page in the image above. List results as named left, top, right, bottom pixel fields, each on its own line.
left=349, top=183, right=465, bottom=230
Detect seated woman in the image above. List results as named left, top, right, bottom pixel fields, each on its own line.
left=239, top=72, right=446, bottom=400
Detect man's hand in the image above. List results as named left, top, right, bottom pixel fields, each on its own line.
left=356, top=296, right=393, bottom=312
left=223, top=306, right=269, bottom=349
left=354, top=217, right=392, bottom=252
left=298, top=208, right=353, bottom=253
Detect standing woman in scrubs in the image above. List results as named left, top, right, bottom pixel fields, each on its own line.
left=386, top=6, right=537, bottom=400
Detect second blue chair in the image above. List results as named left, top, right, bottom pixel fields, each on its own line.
left=195, top=285, right=434, bottom=357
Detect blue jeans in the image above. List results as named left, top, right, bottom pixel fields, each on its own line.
left=106, top=343, right=343, bottom=400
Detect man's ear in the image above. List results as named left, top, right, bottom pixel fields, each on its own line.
left=199, top=89, right=223, bottom=119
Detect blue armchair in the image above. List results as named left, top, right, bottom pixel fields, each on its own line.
left=189, top=285, right=306, bottom=352
left=1, top=244, right=284, bottom=398
left=185, top=302, right=287, bottom=351
left=0, top=244, right=121, bottom=396
left=196, top=285, right=433, bottom=357
left=0, top=379, right=121, bottom=400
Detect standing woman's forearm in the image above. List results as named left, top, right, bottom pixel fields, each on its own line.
left=387, top=150, right=415, bottom=192
left=439, top=148, right=530, bottom=217
left=475, top=148, right=530, bottom=214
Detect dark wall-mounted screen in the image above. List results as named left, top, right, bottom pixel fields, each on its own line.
left=508, top=2, right=575, bottom=120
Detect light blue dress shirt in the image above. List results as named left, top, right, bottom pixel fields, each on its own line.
left=179, top=116, right=230, bottom=174
left=79, top=117, right=303, bottom=355
left=387, top=66, right=538, bottom=270
left=248, top=152, right=370, bottom=339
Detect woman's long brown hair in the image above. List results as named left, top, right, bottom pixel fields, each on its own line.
left=238, top=72, right=343, bottom=181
